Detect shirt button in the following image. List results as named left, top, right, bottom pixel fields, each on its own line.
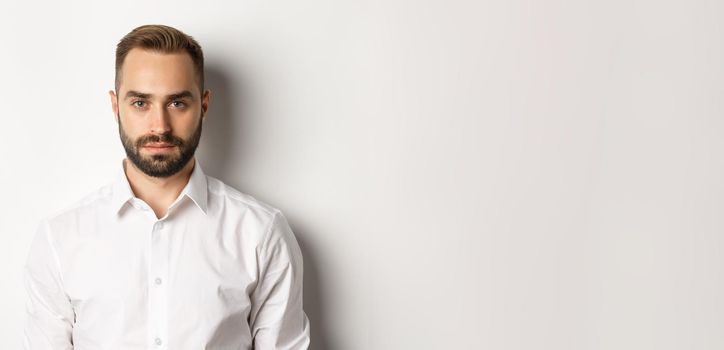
left=156, top=222, right=164, bottom=230
left=155, top=277, right=162, bottom=285
left=155, top=337, right=162, bottom=345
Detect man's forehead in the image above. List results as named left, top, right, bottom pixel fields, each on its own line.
left=118, top=48, right=198, bottom=96
left=118, top=85, right=198, bottom=99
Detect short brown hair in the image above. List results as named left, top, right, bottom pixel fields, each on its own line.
left=115, top=24, right=205, bottom=94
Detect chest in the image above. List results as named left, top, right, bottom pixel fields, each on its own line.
left=59, top=218, right=259, bottom=329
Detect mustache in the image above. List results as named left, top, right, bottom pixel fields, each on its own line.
left=136, top=134, right=183, bottom=147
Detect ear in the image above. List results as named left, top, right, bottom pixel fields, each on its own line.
left=201, top=88, right=211, bottom=122
left=109, top=90, right=119, bottom=122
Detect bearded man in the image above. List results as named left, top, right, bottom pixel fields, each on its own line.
left=22, top=24, right=310, bottom=349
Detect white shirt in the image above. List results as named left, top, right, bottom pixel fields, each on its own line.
left=22, top=157, right=310, bottom=349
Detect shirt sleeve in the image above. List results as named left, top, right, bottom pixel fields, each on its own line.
left=22, top=219, right=75, bottom=350
left=249, top=211, right=311, bottom=349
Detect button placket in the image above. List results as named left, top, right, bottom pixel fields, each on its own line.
left=149, top=220, right=169, bottom=349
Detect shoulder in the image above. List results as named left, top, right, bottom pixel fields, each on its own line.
left=205, top=176, right=293, bottom=241
left=207, top=177, right=303, bottom=264
left=40, top=181, right=114, bottom=234
left=206, top=175, right=281, bottom=217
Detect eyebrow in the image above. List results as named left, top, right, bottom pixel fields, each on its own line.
left=124, top=90, right=195, bottom=101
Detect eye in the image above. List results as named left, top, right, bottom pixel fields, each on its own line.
left=170, top=100, right=186, bottom=108
left=132, top=100, right=146, bottom=108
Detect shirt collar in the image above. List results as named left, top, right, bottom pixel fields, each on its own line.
left=111, top=157, right=209, bottom=216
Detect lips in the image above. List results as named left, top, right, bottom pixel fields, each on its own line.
left=142, top=143, right=176, bottom=153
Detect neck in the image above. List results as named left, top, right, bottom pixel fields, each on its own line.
left=123, top=157, right=195, bottom=218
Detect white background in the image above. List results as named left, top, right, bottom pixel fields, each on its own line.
left=2, top=0, right=724, bottom=349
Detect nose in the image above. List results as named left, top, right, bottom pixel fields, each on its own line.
left=149, top=104, right=172, bottom=135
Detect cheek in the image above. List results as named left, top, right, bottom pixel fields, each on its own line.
left=171, top=117, right=201, bottom=136
left=119, top=123, right=144, bottom=143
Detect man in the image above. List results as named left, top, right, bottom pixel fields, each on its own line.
left=22, top=24, right=310, bottom=349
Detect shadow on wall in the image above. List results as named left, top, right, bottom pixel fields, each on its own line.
left=198, top=64, right=334, bottom=350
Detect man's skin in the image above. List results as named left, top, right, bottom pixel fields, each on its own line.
left=109, top=48, right=211, bottom=219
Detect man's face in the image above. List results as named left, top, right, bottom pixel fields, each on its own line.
left=110, top=48, right=209, bottom=178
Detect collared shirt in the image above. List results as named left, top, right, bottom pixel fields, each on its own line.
left=22, top=157, right=310, bottom=349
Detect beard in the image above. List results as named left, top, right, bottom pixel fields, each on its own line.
left=117, top=113, right=203, bottom=178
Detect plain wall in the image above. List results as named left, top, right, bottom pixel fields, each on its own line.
left=2, top=0, right=724, bottom=349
